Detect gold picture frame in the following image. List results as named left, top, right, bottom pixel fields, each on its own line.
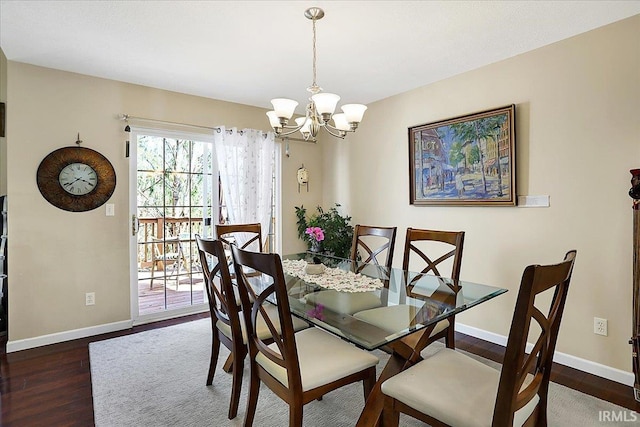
left=409, top=105, right=516, bottom=206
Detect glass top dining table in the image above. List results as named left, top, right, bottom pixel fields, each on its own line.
left=280, top=252, right=507, bottom=351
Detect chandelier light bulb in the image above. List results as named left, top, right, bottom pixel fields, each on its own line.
left=295, top=117, right=312, bottom=137
left=266, top=111, right=282, bottom=130
left=311, top=93, right=340, bottom=116
left=341, top=104, right=368, bottom=125
left=271, top=98, right=299, bottom=120
left=331, top=113, right=351, bottom=132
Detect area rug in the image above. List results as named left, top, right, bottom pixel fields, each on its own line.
left=90, top=319, right=631, bottom=426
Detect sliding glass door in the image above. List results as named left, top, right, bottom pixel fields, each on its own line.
left=130, top=129, right=217, bottom=323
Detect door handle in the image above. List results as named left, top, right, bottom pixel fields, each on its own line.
left=132, top=214, right=140, bottom=236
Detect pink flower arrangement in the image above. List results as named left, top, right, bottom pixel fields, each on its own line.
left=305, top=226, right=325, bottom=243
left=307, top=303, right=325, bottom=321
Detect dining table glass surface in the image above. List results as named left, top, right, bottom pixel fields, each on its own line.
left=246, top=251, right=507, bottom=351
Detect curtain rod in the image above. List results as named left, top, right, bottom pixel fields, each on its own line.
left=120, top=114, right=222, bottom=133
left=119, top=114, right=313, bottom=143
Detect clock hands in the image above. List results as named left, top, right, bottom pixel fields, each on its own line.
left=63, top=177, right=95, bottom=195
left=63, top=178, right=81, bottom=187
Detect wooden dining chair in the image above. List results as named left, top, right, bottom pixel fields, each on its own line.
left=230, top=245, right=380, bottom=427
left=354, top=228, right=464, bottom=350
left=195, top=235, right=244, bottom=419
left=381, top=250, right=577, bottom=427
left=149, top=235, right=188, bottom=289
left=216, top=222, right=263, bottom=252
left=195, top=235, right=307, bottom=420
left=350, top=224, right=397, bottom=276
left=305, top=224, right=398, bottom=315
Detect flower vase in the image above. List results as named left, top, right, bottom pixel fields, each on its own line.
left=310, top=240, right=322, bottom=253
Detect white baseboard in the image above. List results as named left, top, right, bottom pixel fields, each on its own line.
left=6, top=317, right=635, bottom=387
left=132, top=306, right=209, bottom=327
left=6, top=319, right=133, bottom=353
left=456, top=323, right=635, bottom=387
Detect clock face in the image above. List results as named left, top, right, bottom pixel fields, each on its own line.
left=59, top=163, right=98, bottom=195
left=297, top=168, right=309, bottom=184
left=37, top=146, right=116, bottom=212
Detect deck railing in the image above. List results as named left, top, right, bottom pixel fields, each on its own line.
left=137, top=217, right=206, bottom=270
left=137, top=216, right=277, bottom=270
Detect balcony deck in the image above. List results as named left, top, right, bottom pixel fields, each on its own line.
left=137, top=269, right=206, bottom=316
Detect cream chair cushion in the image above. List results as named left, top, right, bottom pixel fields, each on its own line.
left=353, top=305, right=449, bottom=337
left=381, top=348, right=539, bottom=427
left=217, top=304, right=308, bottom=344
left=256, top=327, right=379, bottom=392
left=304, top=290, right=382, bottom=315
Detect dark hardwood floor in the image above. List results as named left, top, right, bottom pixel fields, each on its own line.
left=1, top=314, right=638, bottom=426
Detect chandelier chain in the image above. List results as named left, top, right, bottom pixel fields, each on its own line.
left=312, top=15, right=317, bottom=89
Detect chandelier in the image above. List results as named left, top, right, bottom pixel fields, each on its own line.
left=266, top=7, right=367, bottom=141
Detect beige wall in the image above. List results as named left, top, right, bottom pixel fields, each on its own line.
left=5, top=63, right=322, bottom=343
left=324, top=16, right=640, bottom=373
left=4, top=14, right=638, bottom=379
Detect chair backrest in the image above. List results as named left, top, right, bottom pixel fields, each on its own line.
left=493, top=250, right=577, bottom=426
left=350, top=225, right=397, bottom=274
left=195, top=235, right=242, bottom=342
left=230, top=245, right=303, bottom=392
left=402, top=228, right=465, bottom=292
left=216, top=223, right=263, bottom=252
left=151, top=235, right=172, bottom=258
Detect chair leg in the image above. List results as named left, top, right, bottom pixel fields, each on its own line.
left=222, top=353, right=234, bottom=373
left=244, top=366, right=260, bottom=427
left=228, top=355, right=243, bottom=419
left=363, top=367, right=376, bottom=400
left=445, top=320, right=456, bottom=349
left=382, top=396, right=400, bottom=427
left=150, top=258, right=157, bottom=289
left=289, top=403, right=303, bottom=427
left=207, top=332, right=220, bottom=386
left=535, top=385, right=549, bottom=427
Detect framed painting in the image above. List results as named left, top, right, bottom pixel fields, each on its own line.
left=409, top=104, right=516, bottom=206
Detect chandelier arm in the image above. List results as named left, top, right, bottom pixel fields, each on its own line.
left=324, top=123, right=353, bottom=134
left=277, top=136, right=317, bottom=144
left=321, top=125, right=347, bottom=139
left=275, top=123, right=306, bottom=137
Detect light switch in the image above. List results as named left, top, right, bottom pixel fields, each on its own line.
left=517, top=195, right=550, bottom=207
left=106, top=203, right=115, bottom=216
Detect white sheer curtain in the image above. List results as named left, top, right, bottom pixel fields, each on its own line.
left=214, top=126, right=275, bottom=248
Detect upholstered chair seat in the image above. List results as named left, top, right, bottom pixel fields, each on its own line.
left=216, top=304, right=308, bottom=344
left=304, top=290, right=383, bottom=315
left=255, top=327, right=379, bottom=392
left=381, top=348, right=539, bottom=427
left=353, top=305, right=449, bottom=338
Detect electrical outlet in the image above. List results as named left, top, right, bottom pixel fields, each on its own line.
left=594, top=317, right=607, bottom=336
left=86, top=292, right=95, bottom=306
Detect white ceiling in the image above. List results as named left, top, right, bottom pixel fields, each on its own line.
left=1, top=1, right=639, bottom=113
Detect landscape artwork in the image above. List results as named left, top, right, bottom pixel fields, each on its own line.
left=409, top=105, right=516, bottom=206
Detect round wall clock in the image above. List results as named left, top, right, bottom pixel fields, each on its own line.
left=37, top=145, right=116, bottom=212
